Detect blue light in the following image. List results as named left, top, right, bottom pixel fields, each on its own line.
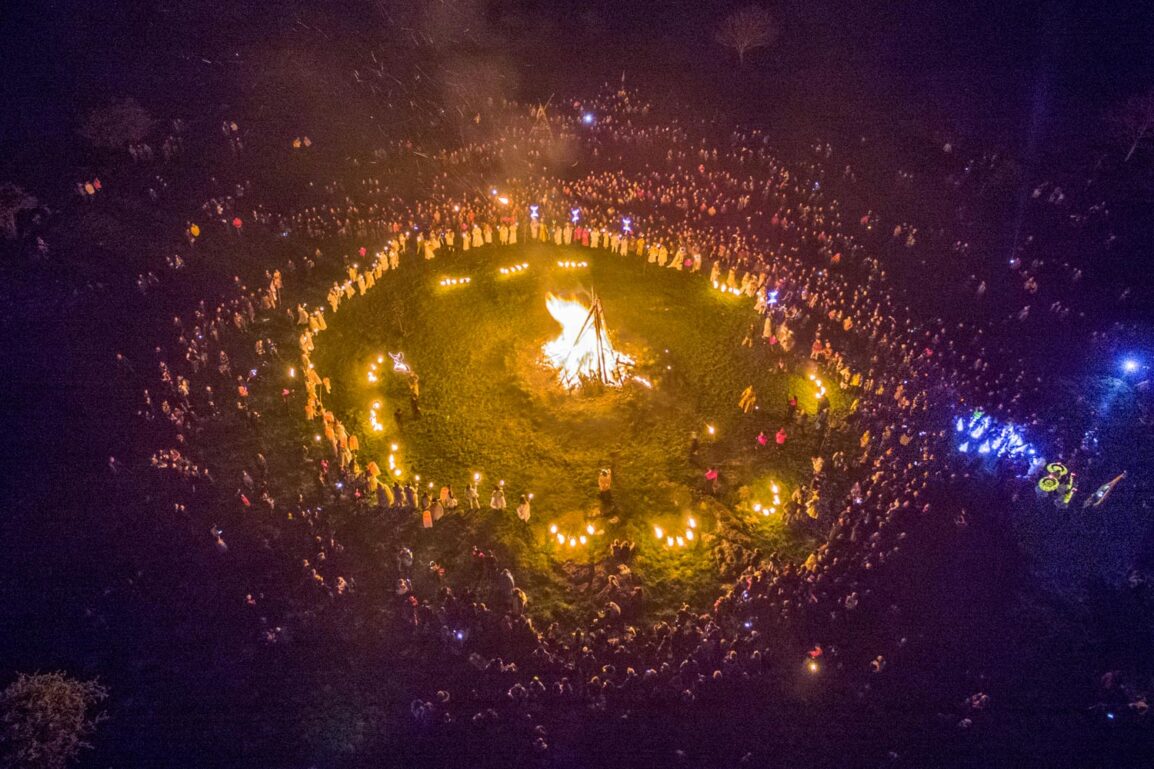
left=954, top=408, right=1037, bottom=460
left=767, top=290, right=779, bottom=305
left=570, top=208, right=580, bottom=223
left=969, top=414, right=991, bottom=440
left=622, top=217, right=632, bottom=234
left=581, top=112, right=595, bottom=125
left=529, top=204, right=539, bottom=221
left=1122, top=358, right=1140, bottom=374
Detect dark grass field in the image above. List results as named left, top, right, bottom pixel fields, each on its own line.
left=313, top=241, right=835, bottom=623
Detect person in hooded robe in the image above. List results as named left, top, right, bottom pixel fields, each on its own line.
left=498, top=568, right=515, bottom=599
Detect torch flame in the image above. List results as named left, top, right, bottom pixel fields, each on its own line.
left=542, top=293, right=633, bottom=389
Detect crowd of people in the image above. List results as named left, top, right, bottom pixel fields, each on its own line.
left=106, top=83, right=1145, bottom=756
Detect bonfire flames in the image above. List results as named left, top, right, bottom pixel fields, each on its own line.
left=542, top=292, right=634, bottom=389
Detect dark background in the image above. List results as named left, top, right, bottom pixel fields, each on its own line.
left=2, top=2, right=1153, bottom=767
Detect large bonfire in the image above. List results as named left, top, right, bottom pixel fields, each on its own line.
left=542, top=292, right=634, bottom=389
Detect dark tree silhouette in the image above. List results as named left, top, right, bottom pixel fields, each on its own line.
left=715, top=6, right=779, bottom=66
left=0, top=183, right=38, bottom=239
left=78, top=98, right=154, bottom=150
left=1109, top=90, right=1154, bottom=162
left=0, top=673, right=107, bottom=769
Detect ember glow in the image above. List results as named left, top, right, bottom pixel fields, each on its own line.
left=542, top=293, right=634, bottom=389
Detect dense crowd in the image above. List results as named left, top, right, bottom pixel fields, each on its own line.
left=106, top=84, right=1145, bottom=755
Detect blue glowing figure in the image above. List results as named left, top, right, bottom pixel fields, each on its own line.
left=954, top=408, right=1036, bottom=460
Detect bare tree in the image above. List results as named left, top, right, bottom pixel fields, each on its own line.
left=78, top=98, right=154, bottom=150
left=715, top=6, right=779, bottom=66
left=1109, top=90, right=1154, bottom=162
left=0, top=184, right=38, bottom=239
